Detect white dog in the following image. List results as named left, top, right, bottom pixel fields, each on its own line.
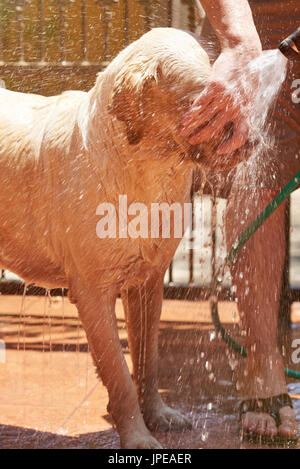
left=0, top=28, right=247, bottom=448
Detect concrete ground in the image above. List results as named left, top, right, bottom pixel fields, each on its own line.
left=1, top=295, right=300, bottom=449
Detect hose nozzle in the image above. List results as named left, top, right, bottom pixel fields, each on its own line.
left=279, top=26, right=300, bottom=60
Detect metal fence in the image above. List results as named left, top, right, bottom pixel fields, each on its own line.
left=0, top=0, right=196, bottom=94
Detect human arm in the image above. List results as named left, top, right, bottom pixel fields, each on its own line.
left=181, top=0, right=262, bottom=154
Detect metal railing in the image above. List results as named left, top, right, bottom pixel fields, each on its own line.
left=0, top=0, right=196, bottom=93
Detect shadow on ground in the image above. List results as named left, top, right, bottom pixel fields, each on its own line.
left=1, top=307, right=300, bottom=449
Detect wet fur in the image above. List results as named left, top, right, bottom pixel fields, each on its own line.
left=0, top=28, right=246, bottom=448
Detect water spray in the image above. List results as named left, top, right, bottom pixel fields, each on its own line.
left=210, top=28, right=300, bottom=380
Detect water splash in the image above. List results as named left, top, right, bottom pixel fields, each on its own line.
left=250, top=49, right=287, bottom=130
left=234, top=49, right=288, bottom=185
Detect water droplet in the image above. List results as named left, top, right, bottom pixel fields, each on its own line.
left=228, top=356, right=238, bottom=371
left=205, top=361, right=212, bottom=371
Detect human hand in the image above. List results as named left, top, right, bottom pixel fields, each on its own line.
left=180, top=45, right=262, bottom=155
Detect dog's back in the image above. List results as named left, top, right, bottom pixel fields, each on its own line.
left=0, top=87, right=87, bottom=287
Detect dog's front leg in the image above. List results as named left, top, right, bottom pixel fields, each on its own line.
left=121, top=274, right=192, bottom=432
left=72, top=283, right=162, bottom=448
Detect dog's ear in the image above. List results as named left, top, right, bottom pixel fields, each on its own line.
left=110, top=60, right=160, bottom=145
left=111, top=87, right=144, bottom=145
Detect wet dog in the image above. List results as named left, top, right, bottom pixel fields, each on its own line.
left=0, top=28, right=248, bottom=448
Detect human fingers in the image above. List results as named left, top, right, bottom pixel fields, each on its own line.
left=188, top=110, right=232, bottom=145
left=180, top=87, right=219, bottom=136
left=216, top=118, right=249, bottom=155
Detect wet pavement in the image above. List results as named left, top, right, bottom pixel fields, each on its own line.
left=0, top=296, right=300, bottom=449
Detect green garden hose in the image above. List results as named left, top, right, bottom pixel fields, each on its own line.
left=210, top=171, right=300, bottom=379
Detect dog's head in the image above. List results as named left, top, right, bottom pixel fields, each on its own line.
left=109, top=28, right=251, bottom=172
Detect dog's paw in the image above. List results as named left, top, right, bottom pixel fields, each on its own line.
left=144, top=405, right=192, bottom=432
left=121, top=433, right=163, bottom=449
